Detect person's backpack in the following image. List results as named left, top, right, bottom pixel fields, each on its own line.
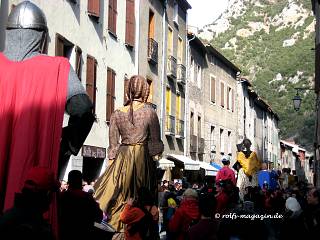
left=128, top=206, right=159, bottom=240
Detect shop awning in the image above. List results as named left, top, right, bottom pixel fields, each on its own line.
left=198, top=161, right=218, bottom=176
left=158, top=158, right=175, bottom=169
left=167, top=154, right=200, bottom=170
left=210, top=162, right=222, bottom=171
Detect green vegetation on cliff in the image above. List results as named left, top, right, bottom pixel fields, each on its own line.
left=209, top=0, right=316, bottom=150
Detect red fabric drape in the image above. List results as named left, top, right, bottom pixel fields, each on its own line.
left=0, top=53, right=69, bottom=237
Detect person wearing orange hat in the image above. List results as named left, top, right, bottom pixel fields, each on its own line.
left=0, top=167, right=59, bottom=240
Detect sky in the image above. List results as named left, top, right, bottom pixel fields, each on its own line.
left=187, top=0, right=229, bottom=29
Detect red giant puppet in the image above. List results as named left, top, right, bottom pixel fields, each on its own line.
left=0, top=1, right=94, bottom=237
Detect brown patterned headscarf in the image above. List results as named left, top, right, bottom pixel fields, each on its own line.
left=124, top=75, right=150, bottom=125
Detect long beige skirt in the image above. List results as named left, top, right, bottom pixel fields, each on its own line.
left=94, top=144, right=157, bottom=232
left=236, top=168, right=258, bottom=201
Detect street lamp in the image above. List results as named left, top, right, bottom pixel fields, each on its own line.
left=292, top=87, right=314, bottom=111
left=292, top=90, right=302, bottom=111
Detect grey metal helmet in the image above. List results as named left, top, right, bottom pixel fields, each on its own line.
left=6, top=1, right=47, bottom=31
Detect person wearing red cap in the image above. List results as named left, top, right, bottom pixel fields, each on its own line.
left=0, top=167, right=59, bottom=240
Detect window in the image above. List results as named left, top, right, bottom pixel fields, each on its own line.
left=86, top=55, right=97, bottom=114
left=198, top=116, right=201, bottom=138
left=227, top=87, right=232, bottom=110
left=220, top=82, right=225, bottom=107
left=209, top=54, right=215, bottom=65
left=167, top=26, right=173, bottom=56
left=210, top=126, right=215, bottom=142
left=210, top=76, right=216, bottom=103
left=56, top=34, right=83, bottom=80
left=176, top=93, right=181, bottom=120
left=210, top=126, right=215, bottom=150
left=106, top=68, right=116, bottom=122
left=173, top=1, right=179, bottom=25
left=147, top=78, right=153, bottom=103
left=190, top=111, right=194, bottom=135
left=177, top=37, right=183, bottom=64
left=190, top=56, right=194, bottom=83
left=125, top=0, right=135, bottom=47
left=166, top=87, right=171, bottom=115
left=232, top=89, right=235, bottom=112
left=220, top=129, right=224, bottom=153
left=228, top=131, right=231, bottom=154
left=88, top=0, right=100, bottom=18
left=148, top=10, right=155, bottom=39
left=108, top=0, right=117, bottom=35
left=196, top=65, right=201, bottom=88
left=55, top=33, right=74, bottom=59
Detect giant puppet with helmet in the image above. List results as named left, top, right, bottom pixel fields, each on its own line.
left=0, top=0, right=94, bottom=220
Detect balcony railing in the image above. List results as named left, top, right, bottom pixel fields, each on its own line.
left=167, top=55, right=177, bottom=79
left=177, top=64, right=186, bottom=85
left=190, top=135, right=197, bottom=153
left=148, top=38, right=158, bottom=64
left=175, top=119, right=184, bottom=138
left=165, top=115, right=175, bottom=136
left=198, top=138, right=205, bottom=154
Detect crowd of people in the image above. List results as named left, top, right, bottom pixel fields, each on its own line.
left=157, top=168, right=320, bottom=240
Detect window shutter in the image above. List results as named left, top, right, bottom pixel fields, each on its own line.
left=221, top=82, right=224, bottom=107
left=88, top=0, right=100, bottom=17
left=55, top=35, right=64, bottom=56
left=108, top=0, right=114, bottom=33
left=232, top=89, right=235, bottom=112
left=125, top=0, right=135, bottom=47
left=106, top=68, right=116, bottom=122
left=75, top=46, right=82, bottom=80
left=86, top=55, right=96, bottom=113
left=107, top=68, right=112, bottom=121
left=111, top=70, right=116, bottom=115
left=210, top=77, right=215, bottom=103
left=109, top=0, right=117, bottom=34
left=123, top=76, right=129, bottom=105
left=113, top=0, right=118, bottom=34
left=227, top=87, right=230, bottom=110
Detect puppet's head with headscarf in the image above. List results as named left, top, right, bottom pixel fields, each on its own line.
left=124, top=75, right=150, bottom=124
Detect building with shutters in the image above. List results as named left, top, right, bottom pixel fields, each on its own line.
left=159, top=0, right=192, bottom=179
left=202, top=43, right=239, bottom=165
left=237, top=77, right=280, bottom=166
left=136, top=0, right=165, bottom=114
left=2, top=0, right=138, bottom=182
left=186, top=33, right=239, bottom=166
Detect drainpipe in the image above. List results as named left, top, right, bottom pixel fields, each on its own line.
left=134, top=0, right=140, bottom=74
left=159, top=0, right=167, bottom=139
left=184, top=29, right=196, bottom=157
